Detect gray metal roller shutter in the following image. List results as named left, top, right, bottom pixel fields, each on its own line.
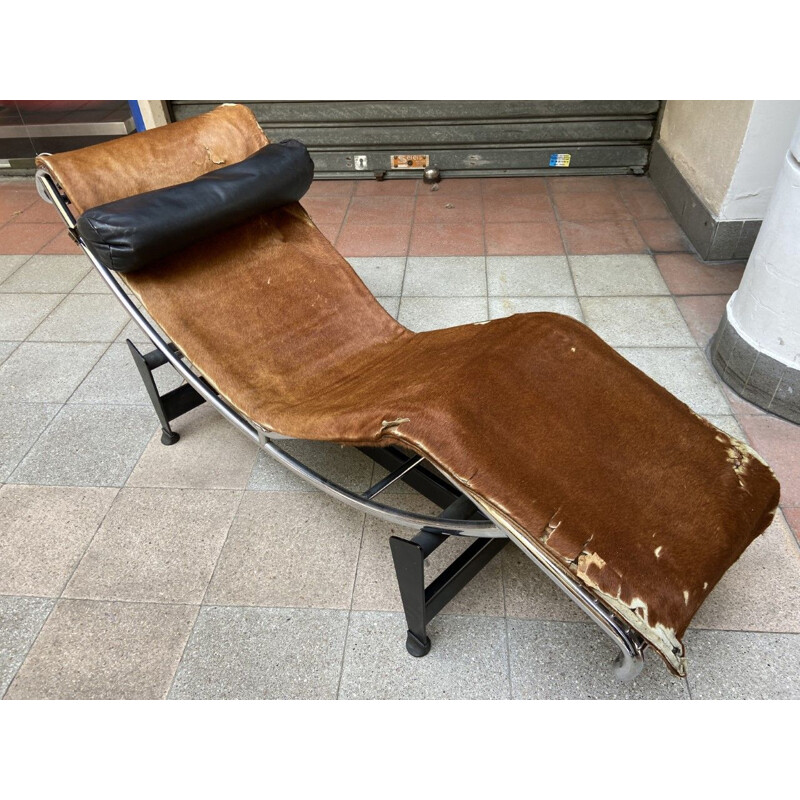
left=170, top=100, right=661, bottom=179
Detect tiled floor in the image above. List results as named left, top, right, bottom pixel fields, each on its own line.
left=1, top=174, right=799, bottom=700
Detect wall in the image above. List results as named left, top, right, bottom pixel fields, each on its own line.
left=658, top=101, right=753, bottom=216
left=721, top=100, right=800, bottom=220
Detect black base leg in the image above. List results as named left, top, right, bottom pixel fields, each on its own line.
left=390, top=534, right=441, bottom=657
left=127, top=339, right=206, bottom=445
left=390, top=495, right=507, bottom=658
left=161, top=429, right=181, bottom=446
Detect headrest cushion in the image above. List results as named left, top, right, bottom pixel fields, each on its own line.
left=76, top=139, right=314, bottom=273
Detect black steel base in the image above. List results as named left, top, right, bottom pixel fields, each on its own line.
left=127, top=339, right=206, bottom=444
left=389, top=495, right=506, bottom=657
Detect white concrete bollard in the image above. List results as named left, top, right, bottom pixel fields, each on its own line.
left=710, top=119, right=800, bottom=423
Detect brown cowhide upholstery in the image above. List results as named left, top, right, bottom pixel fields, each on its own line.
left=38, top=104, right=780, bottom=676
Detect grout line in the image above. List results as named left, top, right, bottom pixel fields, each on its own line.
left=546, top=177, right=579, bottom=303
left=165, top=487, right=249, bottom=698
left=335, top=510, right=368, bottom=699
left=330, top=182, right=357, bottom=249
left=1, top=483, right=122, bottom=699
left=479, top=179, right=489, bottom=316
left=0, top=252, right=35, bottom=288
left=499, top=545, right=514, bottom=699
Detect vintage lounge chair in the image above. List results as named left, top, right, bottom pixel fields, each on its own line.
left=34, top=104, right=780, bottom=681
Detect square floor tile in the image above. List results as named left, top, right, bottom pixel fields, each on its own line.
left=508, top=619, right=689, bottom=699
left=723, top=383, right=767, bottom=418
left=548, top=176, right=619, bottom=194
left=0, top=485, right=117, bottom=596
left=409, top=223, right=485, bottom=256
left=0, top=341, right=17, bottom=365
left=489, top=296, right=583, bottom=321
left=0, top=222, right=60, bottom=254
left=414, top=196, right=483, bottom=224
left=569, top=254, right=668, bottom=296
left=483, top=194, right=555, bottom=223
left=398, top=297, right=488, bottom=332
left=305, top=180, right=355, bottom=197
left=116, top=306, right=169, bottom=345
left=27, top=294, right=128, bottom=342
left=481, top=177, right=547, bottom=195
left=783, top=508, right=800, bottom=542
left=0, top=255, right=29, bottom=284
left=72, top=268, right=113, bottom=294
left=691, top=512, right=800, bottom=634
left=420, top=179, right=482, bottom=197
left=5, top=599, right=197, bottom=699
left=376, top=296, right=400, bottom=317
left=738, top=415, right=800, bottom=506
left=316, top=221, right=342, bottom=243
left=484, top=222, right=563, bottom=255
left=12, top=197, right=61, bottom=224
left=636, top=218, right=690, bottom=252
left=0, top=402, right=61, bottom=481
left=0, top=342, right=106, bottom=402
left=352, top=502, right=505, bottom=617
left=205, top=491, right=364, bottom=608
left=0, top=293, right=62, bottom=340
left=486, top=255, right=572, bottom=296
left=553, top=191, right=630, bottom=221
left=502, top=547, right=586, bottom=622
left=346, top=196, right=415, bottom=225
left=64, top=488, right=240, bottom=604
left=336, top=224, right=410, bottom=256
left=9, top=404, right=157, bottom=487
left=38, top=228, right=82, bottom=255
left=580, top=296, right=695, bottom=347
left=561, top=220, right=646, bottom=255
left=0, top=255, right=90, bottom=293
left=69, top=342, right=183, bottom=405
left=0, top=596, right=55, bottom=698
left=656, top=254, right=744, bottom=295
left=248, top=439, right=374, bottom=492
left=0, top=192, right=37, bottom=225
left=403, top=257, right=486, bottom=297
left=127, top=405, right=258, bottom=490
left=347, top=257, right=406, bottom=296
left=618, top=187, right=671, bottom=219
left=169, top=606, right=348, bottom=699
left=617, top=347, right=730, bottom=414
left=614, top=176, right=657, bottom=192
left=702, top=414, right=745, bottom=440
left=684, top=629, right=800, bottom=699
left=301, top=196, right=350, bottom=225
left=339, top=612, right=510, bottom=699
left=354, top=180, right=418, bottom=196
left=676, top=295, right=730, bottom=348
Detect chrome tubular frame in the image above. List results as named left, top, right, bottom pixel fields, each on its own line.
left=36, top=169, right=647, bottom=680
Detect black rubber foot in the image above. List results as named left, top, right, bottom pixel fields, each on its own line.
left=405, top=630, right=431, bottom=658
left=160, top=430, right=180, bottom=446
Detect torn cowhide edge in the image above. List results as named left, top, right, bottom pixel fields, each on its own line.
left=456, top=430, right=779, bottom=678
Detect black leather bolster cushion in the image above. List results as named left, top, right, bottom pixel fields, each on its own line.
left=76, top=139, right=314, bottom=273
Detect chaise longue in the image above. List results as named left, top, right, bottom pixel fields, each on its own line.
left=35, top=103, right=780, bottom=681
